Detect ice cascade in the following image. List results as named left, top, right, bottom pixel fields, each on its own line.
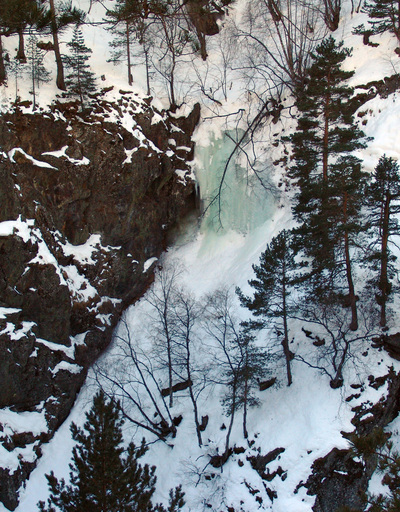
left=194, top=130, right=275, bottom=234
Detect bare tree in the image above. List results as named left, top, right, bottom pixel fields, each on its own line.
left=171, top=289, right=207, bottom=447
left=202, top=289, right=242, bottom=464
left=235, top=0, right=326, bottom=94
left=295, top=300, right=379, bottom=388
left=203, top=289, right=270, bottom=458
left=150, top=0, right=195, bottom=110
left=94, top=316, right=178, bottom=442
left=145, top=262, right=184, bottom=408
left=322, top=0, right=341, bottom=30
left=190, top=29, right=237, bottom=106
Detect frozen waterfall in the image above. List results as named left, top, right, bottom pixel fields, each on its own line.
left=194, top=130, right=276, bottom=234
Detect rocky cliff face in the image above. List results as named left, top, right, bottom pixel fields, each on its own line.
left=0, top=91, right=199, bottom=510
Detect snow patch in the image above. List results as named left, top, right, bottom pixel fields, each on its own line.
left=0, top=321, right=36, bottom=341
left=51, top=361, right=83, bottom=375
left=42, top=146, right=90, bottom=166
left=0, top=307, right=21, bottom=320
left=0, top=216, right=35, bottom=243
left=61, top=234, right=118, bottom=266
left=61, top=265, right=98, bottom=302
left=143, top=257, right=158, bottom=273
left=8, top=148, right=57, bottom=170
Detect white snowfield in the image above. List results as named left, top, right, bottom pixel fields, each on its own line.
left=0, top=0, right=399, bottom=510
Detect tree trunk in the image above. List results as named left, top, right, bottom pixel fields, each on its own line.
left=145, top=47, right=151, bottom=96
left=379, top=193, right=391, bottom=327
left=196, top=27, right=207, bottom=60
left=243, top=373, right=248, bottom=439
left=267, top=0, right=282, bottom=22
left=343, top=192, right=358, bottom=331
left=169, top=54, right=177, bottom=110
left=185, top=341, right=202, bottom=447
left=190, top=385, right=202, bottom=447
left=31, top=60, right=36, bottom=109
left=167, top=343, right=173, bottom=408
left=322, top=85, right=330, bottom=182
left=163, top=307, right=174, bottom=408
left=50, top=0, right=66, bottom=90
left=17, top=29, right=27, bottom=62
left=224, top=379, right=237, bottom=459
left=0, top=36, right=6, bottom=85
left=126, top=22, right=133, bottom=86
left=323, top=0, right=340, bottom=31
left=282, top=261, right=293, bottom=386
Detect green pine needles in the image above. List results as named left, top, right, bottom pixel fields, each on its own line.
left=345, top=427, right=400, bottom=511
left=366, top=155, right=400, bottom=327
left=38, top=390, right=185, bottom=512
left=237, top=230, right=298, bottom=386
left=363, top=0, right=400, bottom=42
left=287, top=36, right=369, bottom=330
left=64, top=25, right=97, bottom=107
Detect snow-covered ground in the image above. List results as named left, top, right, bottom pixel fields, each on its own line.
left=13, top=211, right=399, bottom=512
left=2, top=0, right=400, bottom=510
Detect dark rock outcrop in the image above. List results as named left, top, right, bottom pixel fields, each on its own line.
left=247, top=447, right=286, bottom=481
left=306, top=369, right=400, bottom=512
left=0, top=92, right=199, bottom=509
left=372, top=332, right=400, bottom=360
left=184, top=0, right=233, bottom=59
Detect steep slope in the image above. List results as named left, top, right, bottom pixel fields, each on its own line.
left=0, top=91, right=199, bottom=510
left=3, top=0, right=400, bottom=510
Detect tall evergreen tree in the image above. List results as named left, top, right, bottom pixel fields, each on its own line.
left=38, top=0, right=85, bottom=90
left=64, top=25, right=96, bottom=107
left=237, top=230, right=298, bottom=386
left=366, top=155, right=400, bottom=327
left=287, top=37, right=368, bottom=326
left=27, top=33, right=52, bottom=109
left=328, top=157, right=370, bottom=330
left=38, top=390, right=185, bottom=512
left=289, top=37, right=363, bottom=188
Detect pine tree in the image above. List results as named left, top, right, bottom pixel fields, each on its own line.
left=237, top=230, right=298, bottom=386
left=38, top=390, right=185, bottom=512
left=348, top=427, right=400, bottom=511
left=289, top=37, right=364, bottom=188
left=105, top=0, right=141, bottom=87
left=221, top=324, right=271, bottom=439
left=362, top=0, right=400, bottom=43
left=366, top=155, right=400, bottom=327
left=327, top=157, right=370, bottom=330
left=104, top=0, right=167, bottom=88
left=64, top=25, right=96, bottom=107
left=286, top=37, right=368, bottom=325
left=38, top=0, right=85, bottom=90
left=27, top=34, right=52, bottom=109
